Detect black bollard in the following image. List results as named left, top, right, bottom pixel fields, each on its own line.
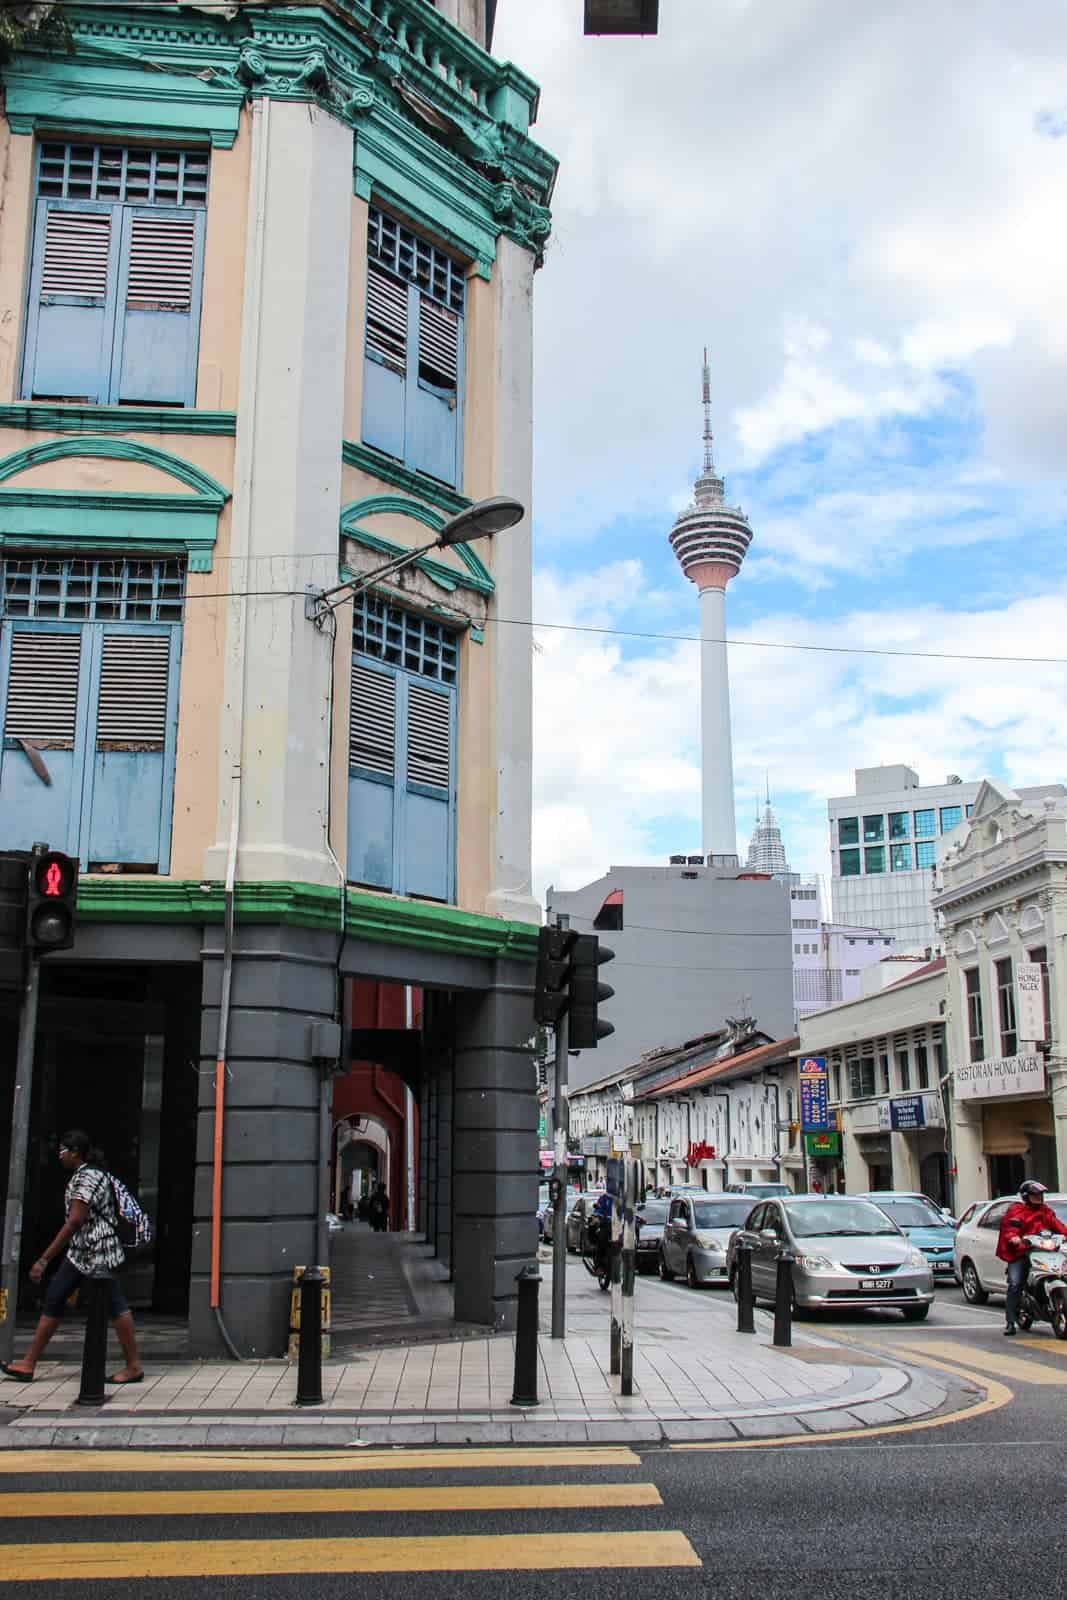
left=773, top=1249, right=795, bottom=1348
left=76, top=1276, right=111, bottom=1406
left=735, top=1241, right=755, bottom=1334
left=510, top=1264, right=541, bottom=1408
left=295, top=1265, right=325, bottom=1407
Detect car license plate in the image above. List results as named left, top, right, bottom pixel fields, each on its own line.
left=859, top=1278, right=893, bottom=1290
left=933, top=1261, right=954, bottom=1273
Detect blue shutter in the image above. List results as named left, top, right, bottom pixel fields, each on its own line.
left=21, top=201, right=119, bottom=402
left=348, top=660, right=397, bottom=889
left=400, top=677, right=455, bottom=901
left=84, top=626, right=181, bottom=869
left=0, top=624, right=89, bottom=852
left=113, top=206, right=205, bottom=405
left=412, top=292, right=463, bottom=488
left=361, top=262, right=408, bottom=460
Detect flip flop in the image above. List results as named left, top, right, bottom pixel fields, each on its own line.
left=107, top=1372, right=144, bottom=1385
left=1, top=1363, right=33, bottom=1383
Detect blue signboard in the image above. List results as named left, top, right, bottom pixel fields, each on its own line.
left=798, top=1055, right=830, bottom=1130
left=889, top=1096, right=925, bottom=1131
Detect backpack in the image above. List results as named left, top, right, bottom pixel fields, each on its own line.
left=108, top=1174, right=154, bottom=1256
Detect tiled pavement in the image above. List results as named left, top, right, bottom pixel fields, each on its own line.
left=0, top=1251, right=977, bottom=1449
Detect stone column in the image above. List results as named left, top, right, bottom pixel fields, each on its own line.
left=485, top=237, right=539, bottom=926
left=435, top=1046, right=454, bottom=1274
left=418, top=1070, right=431, bottom=1237
left=1048, top=1062, right=1067, bottom=1190
left=951, top=1099, right=988, bottom=1212
left=190, top=926, right=339, bottom=1357
left=840, top=1114, right=865, bottom=1192
left=890, top=1130, right=921, bottom=1191
left=452, top=960, right=537, bottom=1328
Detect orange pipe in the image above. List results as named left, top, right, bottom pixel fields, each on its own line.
left=210, top=1054, right=225, bottom=1306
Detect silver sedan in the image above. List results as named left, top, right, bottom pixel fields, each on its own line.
left=726, top=1194, right=935, bottom=1319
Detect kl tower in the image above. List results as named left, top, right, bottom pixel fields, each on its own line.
left=669, top=352, right=753, bottom=864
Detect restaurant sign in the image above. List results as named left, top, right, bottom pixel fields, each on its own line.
left=954, top=1053, right=1046, bottom=1101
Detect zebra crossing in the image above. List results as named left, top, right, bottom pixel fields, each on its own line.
left=0, top=1445, right=702, bottom=1585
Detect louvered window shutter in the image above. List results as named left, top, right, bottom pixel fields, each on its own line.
left=406, top=681, right=451, bottom=790
left=96, top=634, right=170, bottom=748
left=347, top=664, right=398, bottom=891
left=365, top=263, right=408, bottom=375
left=24, top=203, right=117, bottom=402
left=413, top=294, right=461, bottom=485
left=362, top=264, right=409, bottom=462
left=3, top=632, right=80, bottom=743
left=417, top=297, right=459, bottom=397
left=116, top=207, right=205, bottom=405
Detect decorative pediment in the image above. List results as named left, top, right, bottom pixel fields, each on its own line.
left=968, top=778, right=1018, bottom=823
left=985, top=911, right=1011, bottom=946
left=1019, top=902, right=1045, bottom=935
left=954, top=928, right=978, bottom=956
left=0, top=438, right=230, bottom=571
left=340, top=492, right=493, bottom=633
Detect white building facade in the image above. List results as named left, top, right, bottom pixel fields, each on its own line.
left=828, top=766, right=980, bottom=954
left=935, top=781, right=1067, bottom=1210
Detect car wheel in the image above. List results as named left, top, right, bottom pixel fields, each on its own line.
left=960, top=1259, right=988, bottom=1305
left=686, top=1255, right=702, bottom=1290
left=1051, top=1293, right=1067, bottom=1341
left=658, top=1250, right=675, bottom=1281
left=901, top=1302, right=931, bottom=1322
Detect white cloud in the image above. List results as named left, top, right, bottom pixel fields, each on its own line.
left=532, top=564, right=1067, bottom=898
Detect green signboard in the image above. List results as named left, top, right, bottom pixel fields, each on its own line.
left=805, top=1131, right=841, bottom=1157
left=538, top=1113, right=547, bottom=1138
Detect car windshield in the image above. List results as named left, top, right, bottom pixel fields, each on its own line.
left=693, top=1201, right=752, bottom=1229
left=637, top=1201, right=668, bottom=1223
left=872, top=1198, right=945, bottom=1229
left=785, top=1200, right=901, bottom=1238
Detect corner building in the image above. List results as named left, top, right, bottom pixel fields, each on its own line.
left=0, top=0, right=557, bottom=1353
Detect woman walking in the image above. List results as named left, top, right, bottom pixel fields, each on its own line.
left=1, top=1129, right=143, bottom=1386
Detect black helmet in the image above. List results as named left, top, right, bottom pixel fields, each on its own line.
left=1020, top=1180, right=1049, bottom=1202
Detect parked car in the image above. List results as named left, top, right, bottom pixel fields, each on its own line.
left=724, top=1181, right=793, bottom=1199
left=725, top=1194, right=935, bottom=1318
left=565, top=1194, right=604, bottom=1254
left=860, top=1191, right=958, bottom=1282
left=635, top=1199, right=669, bottom=1272
left=659, top=1194, right=755, bottom=1288
left=954, top=1192, right=1067, bottom=1303
left=540, top=1185, right=580, bottom=1244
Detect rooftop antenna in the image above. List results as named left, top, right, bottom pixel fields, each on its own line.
left=702, top=346, right=715, bottom=475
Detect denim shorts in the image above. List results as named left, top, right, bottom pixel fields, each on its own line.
left=42, top=1257, right=129, bottom=1320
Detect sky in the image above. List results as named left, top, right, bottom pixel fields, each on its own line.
left=492, top=0, right=1067, bottom=903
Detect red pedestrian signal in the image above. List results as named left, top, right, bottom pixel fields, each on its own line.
left=26, top=850, right=78, bottom=952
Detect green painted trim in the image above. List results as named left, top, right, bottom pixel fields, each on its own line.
left=0, top=437, right=229, bottom=502
left=0, top=405, right=237, bottom=437
left=74, top=876, right=539, bottom=962
left=0, top=438, right=229, bottom=571
left=3, top=60, right=243, bottom=148
left=469, top=624, right=485, bottom=645
left=341, top=524, right=494, bottom=600
left=342, top=441, right=471, bottom=517
left=343, top=493, right=445, bottom=535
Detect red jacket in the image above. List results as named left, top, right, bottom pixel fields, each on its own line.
left=996, top=1201, right=1067, bottom=1262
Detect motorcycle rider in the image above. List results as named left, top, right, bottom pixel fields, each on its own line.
left=996, top=1180, right=1067, bottom=1335
left=589, top=1190, right=614, bottom=1277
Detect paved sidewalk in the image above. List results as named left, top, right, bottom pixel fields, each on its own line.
left=0, top=1258, right=977, bottom=1449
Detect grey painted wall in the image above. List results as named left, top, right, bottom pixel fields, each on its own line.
left=547, top=865, right=793, bottom=1089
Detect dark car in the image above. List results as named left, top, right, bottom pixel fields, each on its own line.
left=565, top=1194, right=603, bottom=1254
left=635, top=1199, right=669, bottom=1272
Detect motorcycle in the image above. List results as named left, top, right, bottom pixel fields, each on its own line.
left=1015, top=1232, right=1067, bottom=1339
left=581, top=1213, right=612, bottom=1292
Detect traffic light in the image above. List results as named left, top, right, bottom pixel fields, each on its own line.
left=568, top=933, right=615, bottom=1049
left=534, top=924, right=576, bottom=1026
left=25, top=850, right=78, bottom=953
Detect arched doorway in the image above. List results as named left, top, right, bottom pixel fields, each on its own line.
left=335, top=1114, right=391, bottom=1215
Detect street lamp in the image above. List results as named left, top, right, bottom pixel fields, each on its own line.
left=310, top=494, right=525, bottom=623
left=584, top=0, right=659, bottom=35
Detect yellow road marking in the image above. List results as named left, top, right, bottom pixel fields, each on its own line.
left=0, top=1531, right=701, bottom=1580
left=1017, top=1337, right=1067, bottom=1356
left=0, top=1446, right=639, bottom=1477
left=895, top=1338, right=1067, bottom=1386
left=672, top=1351, right=1012, bottom=1451
left=0, top=1483, right=662, bottom=1519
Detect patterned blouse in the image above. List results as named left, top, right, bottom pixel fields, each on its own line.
left=65, top=1165, right=124, bottom=1275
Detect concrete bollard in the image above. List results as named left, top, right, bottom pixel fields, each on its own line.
left=510, top=1264, right=542, bottom=1408
left=76, top=1276, right=111, bottom=1406
left=735, top=1240, right=755, bottom=1334
left=773, top=1249, right=795, bottom=1348
left=295, top=1265, right=326, bottom=1406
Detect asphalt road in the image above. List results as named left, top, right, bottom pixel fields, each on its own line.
left=3, top=1281, right=1065, bottom=1599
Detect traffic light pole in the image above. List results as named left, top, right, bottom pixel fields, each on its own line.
left=0, top=948, right=42, bottom=1364
left=550, top=1009, right=570, bottom=1340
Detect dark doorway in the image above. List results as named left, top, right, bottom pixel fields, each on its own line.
left=990, top=1153, right=1025, bottom=1197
